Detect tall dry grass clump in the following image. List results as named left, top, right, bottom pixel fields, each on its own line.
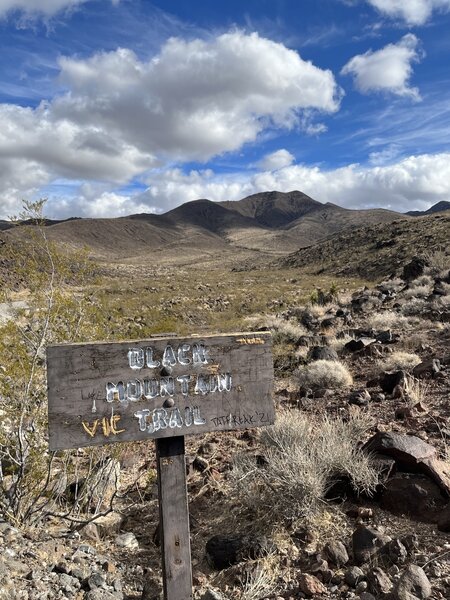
left=379, top=351, right=421, bottom=372
left=295, top=359, right=353, bottom=391
left=232, top=410, right=380, bottom=524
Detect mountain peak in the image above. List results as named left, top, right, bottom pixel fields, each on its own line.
left=219, top=190, right=322, bottom=227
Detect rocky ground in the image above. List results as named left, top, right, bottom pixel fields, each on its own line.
left=1, top=253, right=450, bottom=600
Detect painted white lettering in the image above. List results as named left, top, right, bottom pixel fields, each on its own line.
left=126, top=379, right=142, bottom=401
left=160, top=376, right=174, bottom=397
left=193, top=343, right=208, bottom=365
left=152, top=408, right=168, bottom=431
left=208, top=375, right=218, bottom=393
left=134, top=409, right=150, bottom=431
left=177, top=374, right=192, bottom=395
left=193, top=406, right=206, bottom=425
left=177, top=344, right=191, bottom=365
left=218, top=373, right=232, bottom=392
left=169, top=408, right=183, bottom=428
left=106, top=382, right=125, bottom=403
left=145, top=347, right=160, bottom=368
left=128, top=348, right=144, bottom=370
left=184, top=406, right=194, bottom=426
left=195, top=374, right=209, bottom=395
left=162, top=345, right=177, bottom=367
left=143, top=377, right=159, bottom=399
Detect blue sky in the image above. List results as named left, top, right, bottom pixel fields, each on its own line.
left=0, top=0, right=449, bottom=218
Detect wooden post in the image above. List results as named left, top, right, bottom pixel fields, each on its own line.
left=156, top=435, right=193, bottom=600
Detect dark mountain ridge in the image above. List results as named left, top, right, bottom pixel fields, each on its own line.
left=407, top=201, right=450, bottom=217
left=4, top=190, right=410, bottom=262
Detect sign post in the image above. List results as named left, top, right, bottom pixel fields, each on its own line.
left=47, top=332, right=274, bottom=600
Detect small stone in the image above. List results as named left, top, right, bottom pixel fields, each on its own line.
left=367, top=567, right=392, bottom=595
left=95, top=512, right=124, bottom=538
left=298, top=573, right=327, bottom=596
left=80, top=522, right=100, bottom=542
left=359, top=593, right=376, bottom=600
left=193, top=456, right=209, bottom=472
left=345, top=566, right=365, bottom=587
left=77, top=544, right=97, bottom=555
left=87, top=572, right=107, bottom=590
left=201, top=589, right=225, bottom=600
left=115, top=532, right=139, bottom=549
left=393, top=564, right=432, bottom=599
left=352, top=525, right=391, bottom=564
left=349, top=389, right=371, bottom=406
left=321, top=569, right=334, bottom=583
left=102, top=561, right=116, bottom=574
left=324, top=540, right=349, bottom=566
left=355, top=581, right=368, bottom=594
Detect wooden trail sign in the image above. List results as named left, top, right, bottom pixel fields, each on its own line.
left=47, top=332, right=274, bottom=600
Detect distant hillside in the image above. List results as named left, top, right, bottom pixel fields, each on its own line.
left=4, top=190, right=411, bottom=265
left=164, top=198, right=263, bottom=233
left=219, top=190, right=321, bottom=227
left=407, top=201, right=450, bottom=217
left=278, top=212, right=450, bottom=280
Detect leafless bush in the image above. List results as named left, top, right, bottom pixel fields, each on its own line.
left=231, top=410, right=379, bottom=523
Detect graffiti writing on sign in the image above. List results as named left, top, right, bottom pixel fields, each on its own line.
left=47, top=332, right=274, bottom=450
left=105, top=343, right=232, bottom=404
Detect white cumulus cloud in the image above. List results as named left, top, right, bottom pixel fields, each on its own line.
left=367, top=0, right=450, bottom=26
left=131, top=152, right=450, bottom=215
left=53, top=32, right=341, bottom=161
left=258, top=149, right=295, bottom=171
left=341, top=34, right=423, bottom=100
left=0, top=31, right=342, bottom=216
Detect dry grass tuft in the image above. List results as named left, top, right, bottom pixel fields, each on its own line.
left=239, top=557, right=278, bottom=600
left=246, top=314, right=308, bottom=344
left=367, top=310, right=411, bottom=330
left=424, top=249, right=450, bottom=277
left=295, top=359, right=353, bottom=391
left=379, top=351, right=422, bottom=372
left=231, top=410, right=379, bottom=524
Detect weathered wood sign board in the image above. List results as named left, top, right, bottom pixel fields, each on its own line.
left=47, top=332, right=274, bottom=451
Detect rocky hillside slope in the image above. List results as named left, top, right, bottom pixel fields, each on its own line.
left=278, top=212, right=450, bottom=280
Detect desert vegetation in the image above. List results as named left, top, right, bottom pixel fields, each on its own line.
left=0, top=200, right=449, bottom=599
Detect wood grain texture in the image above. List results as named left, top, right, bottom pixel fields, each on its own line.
left=47, top=332, right=274, bottom=450
left=156, top=436, right=192, bottom=600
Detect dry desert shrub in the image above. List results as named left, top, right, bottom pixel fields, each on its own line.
left=411, top=275, right=434, bottom=287
left=295, top=359, right=353, bottom=391
left=401, top=298, right=427, bottom=317
left=437, top=293, right=450, bottom=307
left=329, top=333, right=353, bottom=354
left=239, top=557, right=278, bottom=600
left=379, top=351, right=422, bottom=372
left=231, top=410, right=379, bottom=523
left=367, top=310, right=411, bottom=330
left=404, top=284, right=433, bottom=299
left=405, top=376, right=429, bottom=406
left=424, top=249, right=450, bottom=277
left=379, top=277, right=404, bottom=293
left=245, top=314, right=308, bottom=344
